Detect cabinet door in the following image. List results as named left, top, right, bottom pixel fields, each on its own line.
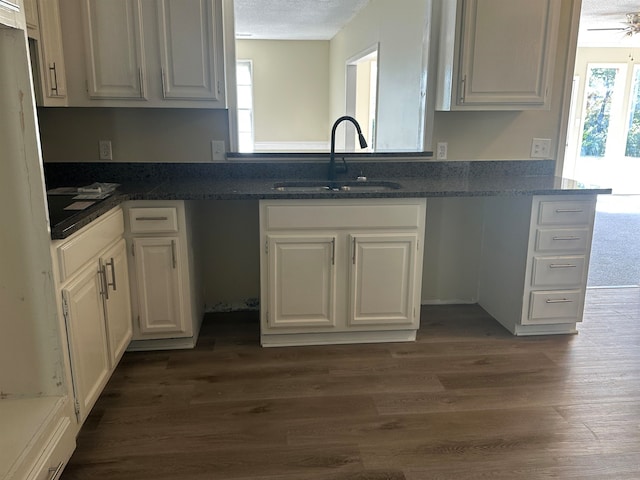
left=133, top=237, right=187, bottom=335
left=62, top=263, right=110, bottom=423
left=101, top=239, right=132, bottom=366
left=349, top=234, right=418, bottom=327
left=157, top=0, right=221, bottom=100
left=37, top=0, right=67, bottom=103
left=266, top=235, right=336, bottom=329
left=82, top=0, right=145, bottom=99
left=23, top=0, right=38, bottom=30
left=457, top=0, right=559, bottom=107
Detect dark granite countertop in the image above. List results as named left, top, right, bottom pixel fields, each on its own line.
left=48, top=193, right=128, bottom=240
left=45, top=160, right=611, bottom=239
left=144, top=175, right=606, bottom=200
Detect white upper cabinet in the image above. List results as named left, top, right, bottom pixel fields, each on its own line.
left=23, top=0, right=36, bottom=29
left=157, top=0, right=222, bottom=101
left=25, top=0, right=68, bottom=106
left=82, top=0, right=145, bottom=99
left=0, top=0, right=22, bottom=29
left=61, top=0, right=226, bottom=107
left=436, top=0, right=561, bottom=110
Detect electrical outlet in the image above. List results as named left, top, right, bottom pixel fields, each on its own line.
left=99, top=140, right=112, bottom=160
left=437, top=142, right=448, bottom=160
left=531, top=138, right=551, bottom=158
left=211, top=140, right=226, bottom=162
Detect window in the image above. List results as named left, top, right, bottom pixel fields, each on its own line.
left=236, top=60, right=254, bottom=153
left=580, top=65, right=621, bottom=157
left=626, top=65, right=640, bottom=157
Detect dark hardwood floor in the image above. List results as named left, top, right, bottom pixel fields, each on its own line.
left=61, top=288, right=640, bottom=479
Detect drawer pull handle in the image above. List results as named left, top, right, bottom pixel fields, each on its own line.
left=98, top=261, right=109, bottom=300
left=171, top=240, right=177, bottom=269
left=135, top=216, right=169, bottom=221
left=106, top=257, right=117, bottom=291
left=48, top=62, right=59, bottom=95
left=546, top=298, right=573, bottom=304
left=331, top=238, right=335, bottom=265
left=138, top=67, right=144, bottom=98
left=552, top=236, right=580, bottom=241
left=549, top=264, right=577, bottom=269
left=161, top=67, right=167, bottom=98
left=555, top=208, right=583, bottom=213
left=48, top=462, right=64, bottom=480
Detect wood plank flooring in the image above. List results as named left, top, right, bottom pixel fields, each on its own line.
left=61, top=288, right=640, bottom=479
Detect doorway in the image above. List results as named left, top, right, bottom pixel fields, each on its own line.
left=562, top=17, right=640, bottom=289
left=564, top=59, right=640, bottom=193
left=345, top=44, right=378, bottom=152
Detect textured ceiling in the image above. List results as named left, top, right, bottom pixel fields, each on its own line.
left=580, top=0, right=640, bottom=46
left=233, top=1, right=640, bottom=46
left=234, top=0, right=370, bottom=40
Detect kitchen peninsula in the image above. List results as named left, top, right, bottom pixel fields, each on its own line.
left=44, top=159, right=610, bottom=346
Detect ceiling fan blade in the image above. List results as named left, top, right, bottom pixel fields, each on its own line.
left=587, top=27, right=627, bottom=31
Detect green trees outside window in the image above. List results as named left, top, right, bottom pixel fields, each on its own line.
left=625, top=67, right=640, bottom=158
left=581, top=67, right=617, bottom=158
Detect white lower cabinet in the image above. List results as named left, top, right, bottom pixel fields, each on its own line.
left=267, top=235, right=337, bottom=329
left=124, top=200, right=203, bottom=350
left=101, top=239, right=133, bottom=365
left=52, top=207, right=132, bottom=426
left=260, top=199, right=427, bottom=347
left=478, top=194, right=597, bottom=335
left=350, top=233, right=419, bottom=327
left=132, top=236, right=186, bottom=335
left=61, top=261, right=111, bottom=423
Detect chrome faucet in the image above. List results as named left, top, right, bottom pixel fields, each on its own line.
left=328, top=116, right=368, bottom=182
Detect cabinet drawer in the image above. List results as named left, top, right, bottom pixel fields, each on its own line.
left=264, top=202, right=423, bottom=230
left=538, top=201, right=594, bottom=225
left=532, top=256, right=586, bottom=287
left=528, top=290, right=582, bottom=322
left=57, top=208, right=124, bottom=282
left=26, top=416, right=75, bottom=480
left=535, top=228, right=590, bottom=253
left=129, top=207, right=178, bottom=233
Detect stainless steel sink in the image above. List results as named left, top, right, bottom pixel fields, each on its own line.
left=273, top=180, right=402, bottom=192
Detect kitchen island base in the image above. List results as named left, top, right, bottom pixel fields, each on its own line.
left=261, top=329, right=417, bottom=348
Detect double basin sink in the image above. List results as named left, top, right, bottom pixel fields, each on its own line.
left=273, top=180, right=402, bottom=193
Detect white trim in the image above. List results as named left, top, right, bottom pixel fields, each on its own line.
left=254, top=141, right=331, bottom=152
left=0, top=0, right=19, bottom=11
left=261, top=329, right=417, bottom=347
left=556, top=0, right=583, bottom=177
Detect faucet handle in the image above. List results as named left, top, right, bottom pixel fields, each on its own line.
left=336, top=157, right=348, bottom=174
